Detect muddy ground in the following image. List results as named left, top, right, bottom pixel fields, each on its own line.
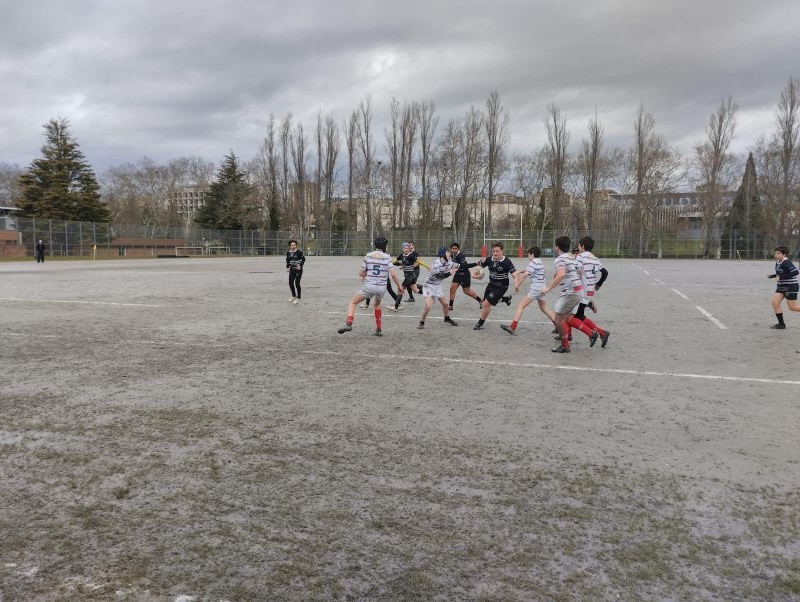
left=1, top=256, right=798, bottom=601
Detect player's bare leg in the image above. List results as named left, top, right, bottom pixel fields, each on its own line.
left=339, top=293, right=366, bottom=333
left=501, top=296, right=532, bottom=335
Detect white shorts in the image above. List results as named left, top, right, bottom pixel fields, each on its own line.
left=358, top=283, right=387, bottom=300
left=527, top=287, right=546, bottom=301
left=423, top=282, right=445, bottom=300
left=554, top=293, right=581, bottom=315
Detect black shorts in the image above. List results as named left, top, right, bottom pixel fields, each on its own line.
left=483, top=283, right=508, bottom=306
left=777, top=283, right=799, bottom=301
left=402, top=273, right=418, bottom=288
left=453, top=272, right=471, bottom=288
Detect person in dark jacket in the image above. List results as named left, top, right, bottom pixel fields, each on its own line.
left=768, top=246, right=800, bottom=329
left=35, top=240, right=46, bottom=263
left=286, top=240, right=306, bottom=304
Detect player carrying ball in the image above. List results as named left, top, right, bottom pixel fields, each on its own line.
left=417, top=247, right=459, bottom=329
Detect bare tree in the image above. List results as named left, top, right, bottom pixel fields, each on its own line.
left=279, top=112, right=293, bottom=227
left=0, top=162, right=23, bottom=205
left=544, top=103, right=571, bottom=236
left=416, top=100, right=438, bottom=227
left=345, top=110, right=359, bottom=233
left=511, top=150, right=548, bottom=243
left=290, top=122, right=308, bottom=236
left=777, top=77, right=800, bottom=212
left=578, top=112, right=604, bottom=231
left=485, top=90, right=510, bottom=238
left=315, top=113, right=324, bottom=230
left=695, top=96, right=737, bottom=258
left=264, top=114, right=280, bottom=231
left=322, top=115, right=340, bottom=231
left=356, top=96, right=376, bottom=237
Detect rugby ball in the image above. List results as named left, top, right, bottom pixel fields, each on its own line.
left=472, top=267, right=485, bottom=280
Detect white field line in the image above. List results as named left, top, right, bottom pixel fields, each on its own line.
left=671, top=289, right=689, bottom=300
left=4, top=331, right=798, bottom=386
left=653, top=278, right=666, bottom=286
left=643, top=270, right=650, bottom=275
left=696, top=306, right=727, bottom=329
left=304, top=350, right=800, bottom=386
left=0, top=297, right=162, bottom=308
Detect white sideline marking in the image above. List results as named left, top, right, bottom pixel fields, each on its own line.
left=653, top=278, right=666, bottom=286
left=696, top=306, right=727, bottom=329
left=4, top=330, right=798, bottom=385
left=0, top=297, right=162, bottom=308
left=304, top=350, right=800, bottom=386
left=671, top=289, right=689, bottom=300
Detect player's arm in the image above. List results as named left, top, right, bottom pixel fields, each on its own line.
left=286, top=252, right=291, bottom=271
left=390, top=267, right=404, bottom=292
left=595, top=267, right=609, bottom=289
left=297, top=250, right=305, bottom=270
left=515, top=271, right=529, bottom=291
left=542, top=266, right=565, bottom=295
left=416, top=258, right=431, bottom=270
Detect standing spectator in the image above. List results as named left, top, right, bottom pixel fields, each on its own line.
left=35, top=239, right=46, bottom=263
left=286, top=239, right=305, bottom=304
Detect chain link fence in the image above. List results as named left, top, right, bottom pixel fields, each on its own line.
left=0, top=216, right=796, bottom=261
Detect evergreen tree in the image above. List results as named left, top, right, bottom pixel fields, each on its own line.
left=722, top=153, right=762, bottom=257
left=195, top=152, right=256, bottom=230
left=17, top=118, right=110, bottom=222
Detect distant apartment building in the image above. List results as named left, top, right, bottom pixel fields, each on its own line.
left=171, top=185, right=208, bottom=221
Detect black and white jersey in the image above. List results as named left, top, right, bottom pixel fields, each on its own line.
left=286, top=249, right=305, bottom=270
left=775, top=258, right=799, bottom=284
left=478, top=255, right=517, bottom=287
left=452, top=251, right=477, bottom=276
left=396, top=251, right=420, bottom=274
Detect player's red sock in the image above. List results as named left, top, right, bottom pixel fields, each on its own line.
left=375, top=308, right=382, bottom=330
left=568, top=316, right=593, bottom=337
left=346, top=315, right=353, bottom=326
left=510, top=320, right=518, bottom=330
left=582, top=317, right=604, bottom=335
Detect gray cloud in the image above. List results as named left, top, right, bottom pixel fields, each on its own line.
left=1, top=0, right=798, bottom=173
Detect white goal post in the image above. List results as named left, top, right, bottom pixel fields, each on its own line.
left=175, top=246, right=203, bottom=256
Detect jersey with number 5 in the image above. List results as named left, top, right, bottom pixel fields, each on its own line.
left=361, top=251, right=395, bottom=286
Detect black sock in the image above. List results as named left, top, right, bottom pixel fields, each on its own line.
left=395, top=298, right=401, bottom=309
left=475, top=296, right=482, bottom=303
left=444, top=316, right=452, bottom=322
left=419, top=320, right=424, bottom=326
left=777, top=313, right=785, bottom=325
left=477, top=319, right=485, bottom=326
left=448, top=300, right=454, bottom=309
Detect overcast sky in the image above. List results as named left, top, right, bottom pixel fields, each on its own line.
left=1, top=0, right=798, bottom=174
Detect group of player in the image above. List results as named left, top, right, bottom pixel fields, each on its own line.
left=333, top=235, right=611, bottom=352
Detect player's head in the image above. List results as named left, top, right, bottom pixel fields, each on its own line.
left=39, top=239, right=43, bottom=244
left=409, top=240, right=416, bottom=248
left=528, top=246, right=541, bottom=258
left=555, top=235, right=571, bottom=254
left=775, top=246, right=789, bottom=259
left=437, top=246, right=449, bottom=259
left=450, top=242, right=460, bottom=253
left=402, top=242, right=411, bottom=253
left=491, top=242, right=504, bottom=259
left=374, top=236, right=388, bottom=252
left=288, top=239, right=298, bottom=251
left=579, top=236, right=594, bottom=252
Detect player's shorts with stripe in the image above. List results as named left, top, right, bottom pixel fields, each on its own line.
left=423, top=282, right=445, bottom=300
left=777, top=282, right=799, bottom=301
left=527, top=287, right=546, bottom=301
left=554, top=293, right=581, bottom=315
left=358, top=283, right=388, bottom=300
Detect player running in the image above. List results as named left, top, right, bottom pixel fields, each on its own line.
left=500, top=246, right=556, bottom=335
left=571, top=236, right=610, bottom=347
left=417, top=247, right=459, bottom=329
left=769, top=245, right=800, bottom=329
left=338, top=237, right=404, bottom=337
left=448, top=242, right=483, bottom=311
left=541, top=235, right=593, bottom=352
left=473, top=242, right=517, bottom=330
left=394, top=241, right=430, bottom=310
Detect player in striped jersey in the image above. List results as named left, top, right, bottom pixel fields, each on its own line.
left=417, top=247, right=459, bottom=329
left=541, top=235, right=595, bottom=352
left=338, top=237, right=404, bottom=336
left=500, top=246, right=556, bottom=335
left=565, top=236, right=610, bottom=347
left=769, top=245, right=800, bottom=329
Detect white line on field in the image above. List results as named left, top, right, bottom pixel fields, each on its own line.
left=303, top=349, right=800, bottom=386
left=643, top=270, right=650, bottom=275
left=0, top=297, right=163, bottom=308
left=671, top=289, right=689, bottom=300
left=696, top=306, right=727, bottom=329
left=653, top=278, right=666, bottom=286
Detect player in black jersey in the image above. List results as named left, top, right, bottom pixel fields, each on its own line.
left=286, top=240, right=306, bottom=304
left=448, top=242, right=483, bottom=311
left=393, top=241, right=430, bottom=310
left=768, top=245, right=800, bottom=329
left=473, top=242, right=517, bottom=330
left=408, top=241, right=422, bottom=301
